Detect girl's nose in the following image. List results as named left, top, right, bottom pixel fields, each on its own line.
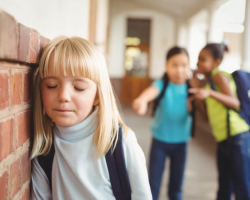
left=177, top=66, right=183, bottom=74
left=58, top=86, right=71, bottom=102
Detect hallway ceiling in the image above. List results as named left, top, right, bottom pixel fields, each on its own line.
left=118, top=0, right=228, bottom=19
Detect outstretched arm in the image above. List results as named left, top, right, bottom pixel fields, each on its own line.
left=132, top=86, right=159, bottom=116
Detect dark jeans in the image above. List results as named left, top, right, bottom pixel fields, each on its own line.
left=149, top=138, right=187, bottom=200
left=217, top=130, right=250, bottom=200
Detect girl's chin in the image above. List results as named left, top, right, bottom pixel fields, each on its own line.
left=172, top=79, right=186, bottom=85
left=53, top=120, right=78, bottom=127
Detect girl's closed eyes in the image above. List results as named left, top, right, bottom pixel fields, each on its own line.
left=43, top=78, right=89, bottom=91
left=46, top=85, right=84, bottom=91
left=47, top=85, right=57, bottom=89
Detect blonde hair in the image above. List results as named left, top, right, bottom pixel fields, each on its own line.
left=31, top=36, right=128, bottom=159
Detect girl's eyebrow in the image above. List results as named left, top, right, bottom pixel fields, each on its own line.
left=73, top=78, right=87, bottom=82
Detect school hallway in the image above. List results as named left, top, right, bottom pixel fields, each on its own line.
left=121, top=105, right=218, bottom=200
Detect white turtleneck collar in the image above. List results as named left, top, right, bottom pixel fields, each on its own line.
left=54, top=106, right=99, bottom=141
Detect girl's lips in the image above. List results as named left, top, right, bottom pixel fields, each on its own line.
left=54, top=109, right=73, bottom=112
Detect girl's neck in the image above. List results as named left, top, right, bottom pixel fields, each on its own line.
left=205, top=67, right=218, bottom=79
left=55, top=106, right=99, bottom=141
left=169, top=81, right=186, bottom=85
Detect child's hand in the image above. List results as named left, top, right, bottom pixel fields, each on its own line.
left=189, top=88, right=211, bottom=100
left=189, top=70, right=207, bottom=88
left=132, top=98, right=148, bottom=116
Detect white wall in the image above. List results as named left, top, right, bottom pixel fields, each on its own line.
left=220, top=32, right=242, bottom=73
left=187, top=10, right=208, bottom=69
left=187, top=22, right=207, bottom=69
left=176, top=21, right=189, bottom=48
left=108, top=0, right=175, bottom=79
left=0, top=0, right=90, bottom=39
left=95, top=0, right=109, bottom=55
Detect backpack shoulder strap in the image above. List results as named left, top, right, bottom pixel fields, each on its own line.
left=105, top=125, right=131, bottom=200
left=152, top=73, right=169, bottom=116
left=37, top=143, right=55, bottom=190
left=186, top=80, right=196, bottom=137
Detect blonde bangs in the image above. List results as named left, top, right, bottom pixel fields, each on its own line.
left=40, top=37, right=101, bottom=83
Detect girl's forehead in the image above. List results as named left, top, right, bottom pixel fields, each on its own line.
left=200, top=48, right=210, bottom=56
left=168, top=53, right=189, bottom=62
left=46, top=53, right=78, bottom=77
left=46, top=63, right=74, bottom=77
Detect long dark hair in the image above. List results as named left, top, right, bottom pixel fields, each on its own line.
left=152, top=46, right=189, bottom=115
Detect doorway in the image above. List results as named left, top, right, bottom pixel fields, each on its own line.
left=121, top=18, right=152, bottom=104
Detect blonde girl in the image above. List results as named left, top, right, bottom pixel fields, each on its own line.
left=31, top=36, right=152, bottom=200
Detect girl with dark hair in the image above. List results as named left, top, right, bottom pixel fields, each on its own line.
left=190, top=43, right=250, bottom=200
left=133, top=47, right=193, bottom=200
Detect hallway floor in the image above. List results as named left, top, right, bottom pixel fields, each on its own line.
left=121, top=106, right=218, bottom=200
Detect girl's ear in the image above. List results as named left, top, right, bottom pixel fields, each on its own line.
left=93, top=94, right=99, bottom=106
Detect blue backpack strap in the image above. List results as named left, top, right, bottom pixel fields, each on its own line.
left=232, top=70, right=250, bottom=126
left=105, top=125, right=132, bottom=200
left=37, top=143, right=55, bottom=190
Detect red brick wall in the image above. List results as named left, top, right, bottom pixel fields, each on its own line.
left=0, top=10, right=49, bottom=200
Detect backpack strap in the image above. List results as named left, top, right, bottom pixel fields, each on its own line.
left=152, top=73, right=169, bottom=116
left=37, top=125, right=131, bottom=200
left=37, top=143, right=55, bottom=191
left=105, top=125, right=132, bottom=200
left=187, top=80, right=196, bottom=137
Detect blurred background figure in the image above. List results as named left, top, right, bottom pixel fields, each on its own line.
left=133, top=47, right=192, bottom=200
left=0, top=0, right=249, bottom=199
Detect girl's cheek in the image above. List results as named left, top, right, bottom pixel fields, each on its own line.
left=42, top=90, right=55, bottom=107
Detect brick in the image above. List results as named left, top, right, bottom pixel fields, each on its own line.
left=0, top=71, right=9, bottom=109
left=10, top=159, right=21, bottom=198
left=11, top=71, right=22, bottom=106
left=0, top=171, right=8, bottom=200
left=27, top=29, right=39, bottom=63
left=23, top=72, right=31, bottom=103
left=19, top=186, right=30, bottom=200
left=18, top=24, right=30, bottom=62
left=0, top=10, right=18, bottom=60
left=17, top=111, right=31, bottom=147
left=0, top=119, right=13, bottom=162
left=21, top=151, right=31, bottom=185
